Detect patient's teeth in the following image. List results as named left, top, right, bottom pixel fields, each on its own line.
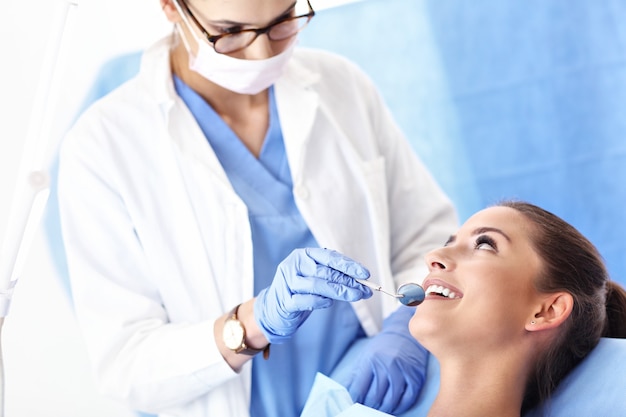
left=425, top=284, right=460, bottom=299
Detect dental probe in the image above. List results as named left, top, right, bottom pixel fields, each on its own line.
left=356, top=279, right=404, bottom=298
left=355, top=280, right=426, bottom=307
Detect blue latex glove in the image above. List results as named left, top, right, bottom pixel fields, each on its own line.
left=254, top=248, right=373, bottom=344
left=335, top=305, right=428, bottom=415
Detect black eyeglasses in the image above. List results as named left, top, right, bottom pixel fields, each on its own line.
left=179, top=0, right=315, bottom=54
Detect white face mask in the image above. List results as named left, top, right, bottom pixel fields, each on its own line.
left=173, top=2, right=297, bottom=95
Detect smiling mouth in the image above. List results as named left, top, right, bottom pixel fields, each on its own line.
left=425, top=284, right=462, bottom=299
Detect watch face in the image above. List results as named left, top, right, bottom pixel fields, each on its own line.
left=223, top=319, right=245, bottom=350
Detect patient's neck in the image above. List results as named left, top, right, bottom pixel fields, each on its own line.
left=427, top=351, right=531, bottom=417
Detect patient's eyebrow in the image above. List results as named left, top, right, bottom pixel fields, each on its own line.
left=472, top=226, right=511, bottom=242
left=444, top=226, right=511, bottom=246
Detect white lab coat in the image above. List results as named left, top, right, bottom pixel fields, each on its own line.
left=58, top=36, right=457, bottom=417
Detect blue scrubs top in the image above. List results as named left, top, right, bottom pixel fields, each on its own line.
left=174, top=77, right=365, bottom=417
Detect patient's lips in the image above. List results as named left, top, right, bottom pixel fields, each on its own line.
left=423, top=278, right=463, bottom=300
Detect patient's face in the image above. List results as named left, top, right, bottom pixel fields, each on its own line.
left=409, top=206, right=543, bottom=354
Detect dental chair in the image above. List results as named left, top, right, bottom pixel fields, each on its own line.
left=302, top=336, right=626, bottom=416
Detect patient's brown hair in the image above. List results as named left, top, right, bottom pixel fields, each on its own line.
left=497, top=201, right=626, bottom=413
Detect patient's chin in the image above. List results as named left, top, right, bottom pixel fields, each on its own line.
left=408, top=310, right=438, bottom=350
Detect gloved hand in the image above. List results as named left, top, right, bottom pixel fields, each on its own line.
left=335, top=305, right=428, bottom=415
left=254, top=248, right=373, bottom=344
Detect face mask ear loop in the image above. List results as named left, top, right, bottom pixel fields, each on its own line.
left=171, top=0, right=203, bottom=46
left=175, top=23, right=193, bottom=52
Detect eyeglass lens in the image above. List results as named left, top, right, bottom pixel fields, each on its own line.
left=214, top=15, right=311, bottom=54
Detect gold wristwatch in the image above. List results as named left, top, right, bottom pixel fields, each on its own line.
left=223, top=304, right=270, bottom=358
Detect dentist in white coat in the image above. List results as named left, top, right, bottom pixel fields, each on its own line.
left=57, top=0, right=458, bottom=416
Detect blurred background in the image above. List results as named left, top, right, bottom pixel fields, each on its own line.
left=1, top=0, right=625, bottom=415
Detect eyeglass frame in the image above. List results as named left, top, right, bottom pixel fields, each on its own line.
left=178, top=0, right=315, bottom=54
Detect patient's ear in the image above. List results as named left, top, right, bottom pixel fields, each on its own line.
left=526, top=292, right=574, bottom=332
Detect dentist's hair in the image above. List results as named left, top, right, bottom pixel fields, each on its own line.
left=497, top=201, right=626, bottom=413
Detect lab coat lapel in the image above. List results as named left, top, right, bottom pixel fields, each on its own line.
left=158, top=95, right=253, bottom=308
left=275, top=58, right=320, bottom=181
left=142, top=36, right=228, bottom=185
left=167, top=101, right=234, bottom=189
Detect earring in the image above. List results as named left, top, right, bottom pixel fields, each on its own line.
left=531, top=320, right=536, bottom=325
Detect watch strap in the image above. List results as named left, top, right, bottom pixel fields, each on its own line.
left=226, top=304, right=270, bottom=359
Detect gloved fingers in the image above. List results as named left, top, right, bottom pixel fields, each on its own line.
left=370, top=361, right=411, bottom=413
left=304, top=248, right=370, bottom=279
left=282, top=248, right=373, bottom=298
left=346, top=354, right=421, bottom=413
left=360, top=367, right=394, bottom=411
left=392, top=374, right=423, bottom=414
left=366, top=361, right=424, bottom=413
left=345, top=366, right=376, bottom=405
left=315, top=263, right=372, bottom=289
left=286, top=271, right=372, bottom=301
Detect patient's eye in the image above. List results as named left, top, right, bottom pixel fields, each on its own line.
left=475, top=235, right=497, bottom=251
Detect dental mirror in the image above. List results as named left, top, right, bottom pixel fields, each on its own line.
left=356, top=279, right=425, bottom=307
left=397, top=283, right=426, bottom=306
